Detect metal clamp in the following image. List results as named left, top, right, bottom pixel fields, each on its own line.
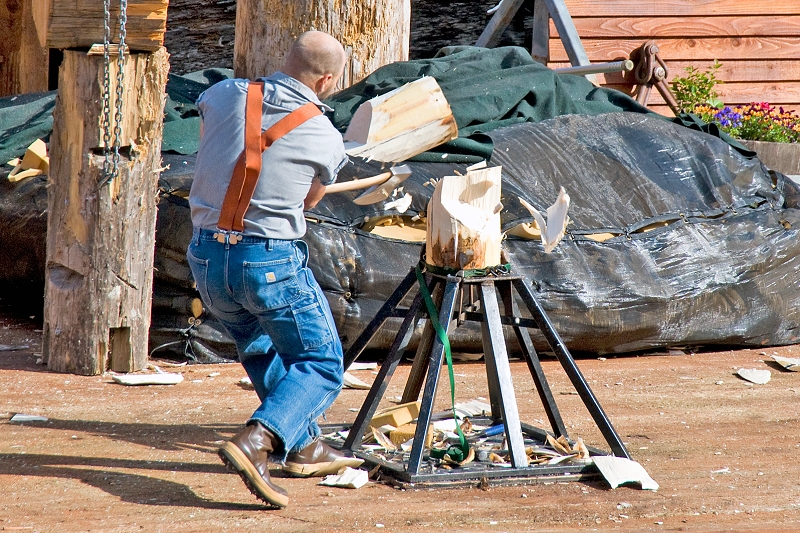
left=630, top=40, right=680, bottom=115
left=213, top=232, right=242, bottom=245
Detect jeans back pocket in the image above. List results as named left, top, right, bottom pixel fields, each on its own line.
left=243, top=257, right=305, bottom=312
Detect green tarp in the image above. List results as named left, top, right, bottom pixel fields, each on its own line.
left=326, top=46, right=654, bottom=162
left=0, top=92, right=56, bottom=168
left=0, top=46, right=754, bottom=169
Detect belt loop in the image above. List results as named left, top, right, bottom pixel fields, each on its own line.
left=191, top=227, right=201, bottom=246
left=265, top=239, right=273, bottom=252
left=295, top=240, right=309, bottom=268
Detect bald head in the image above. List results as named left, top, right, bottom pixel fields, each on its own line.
left=283, top=31, right=347, bottom=99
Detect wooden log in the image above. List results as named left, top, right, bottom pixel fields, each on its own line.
left=343, top=77, right=458, bottom=163
left=0, top=0, right=49, bottom=96
left=234, top=0, right=410, bottom=88
left=36, top=0, right=168, bottom=52
left=43, top=48, right=169, bottom=376
left=426, top=165, right=503, bottom=270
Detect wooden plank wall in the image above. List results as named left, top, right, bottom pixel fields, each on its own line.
left=548, top=0, right=800, bottom=116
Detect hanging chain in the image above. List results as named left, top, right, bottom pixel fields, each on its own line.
left=112, top=0, right=128, bottom=177
left=101, top=0, right=113, bottom=179
left=99, top=0, right=127, bottom=188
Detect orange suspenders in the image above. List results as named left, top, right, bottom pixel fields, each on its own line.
left=214, top=81, right=322, bottom=242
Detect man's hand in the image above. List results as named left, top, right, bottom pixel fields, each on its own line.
left=304, top=178, right=327, bottom=210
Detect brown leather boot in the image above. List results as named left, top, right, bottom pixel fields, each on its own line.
left=282, top=439, right=364, bottom=477
left=218, top=422, right=289, bottom=508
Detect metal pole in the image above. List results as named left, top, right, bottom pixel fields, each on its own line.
left=555, top=60, right=634, bottom=76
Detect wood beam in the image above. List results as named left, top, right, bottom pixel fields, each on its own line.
left=531, top=0, right=550, bottom=64
left=475, top=0, right=526, bottom=49
left=37, top=0, right=168, bottom=52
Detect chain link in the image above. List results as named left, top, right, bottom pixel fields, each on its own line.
left=112, top=1, right=128, bottom=177
left=100, top=0, right=127, bottom=189
left=101, top=0, right=113, bottom=179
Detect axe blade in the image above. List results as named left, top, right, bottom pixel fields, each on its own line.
left=353, top=165, right=412, bottom=205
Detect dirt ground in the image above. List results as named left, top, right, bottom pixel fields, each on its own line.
left=2, top=310, right=800, bottom=533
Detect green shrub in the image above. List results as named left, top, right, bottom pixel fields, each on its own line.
left=671, top=60, right=722, bottom=114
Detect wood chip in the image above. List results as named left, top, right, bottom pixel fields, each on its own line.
left=370, top=426, right=397, bottom=451
left=736, top=368, right=771, bottom=384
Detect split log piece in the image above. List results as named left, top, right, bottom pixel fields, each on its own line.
left=426, top=165, right=503, bottom=270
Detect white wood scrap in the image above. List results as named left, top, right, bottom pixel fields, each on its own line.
left=343, top=77, right=458, bottom=163
left=318, top=467, right=369, bottom=489
left=516, top=187, right=571, bottom=253
left=347, top=362, right=378, bottom=371
left=736, top=368, right=771, bottom=384
left=592, top=456, right=659, bottom=491
left=111, top=373, right=184, bottom=386
left=772, top=355, right=800, bottom=372
left=343, top=371, right=371, bottom=390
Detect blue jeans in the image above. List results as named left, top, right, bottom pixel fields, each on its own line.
left=187, top=228, right=344, bottom=458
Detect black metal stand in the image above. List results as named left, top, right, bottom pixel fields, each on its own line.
left=338, top=265, right=631, bottom=485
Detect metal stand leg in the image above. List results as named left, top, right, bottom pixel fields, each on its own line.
left=407, top=276, right=461, bottom=475
left=343, top=268, right=419, bottom=369
left=512, top=277, right=631, bottom=459
left=478, top=281, right=528, bottom=467
left=401, top=278, right=442, bottom=403
left=343, top=290, right=425, bottom=451
left=496, top=279, right=568, bottom=438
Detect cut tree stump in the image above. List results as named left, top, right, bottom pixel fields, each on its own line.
left=234, top=0, right=410, bottom=88
left=426, top=165, right=504, bottom=270
left=43, top=48, right=169, bottom=376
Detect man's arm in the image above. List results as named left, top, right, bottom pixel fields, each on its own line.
left=304, top=177, right=327, bottom=210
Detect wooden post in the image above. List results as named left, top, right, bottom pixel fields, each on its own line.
left=234, top=0, right=410, bottom=88
left=43, top=48, right=170, bottom=375
left=531, top=0, right=550, bottom=65
left=0, top=0, right=49, bottom=96
left=426, top=166, right=504, bottom=270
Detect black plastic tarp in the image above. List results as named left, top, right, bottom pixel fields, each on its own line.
left=2, top=49, right=798, bottom=360
left=144, top=112, right=800, bottom=358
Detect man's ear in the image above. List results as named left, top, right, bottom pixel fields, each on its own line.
left=315, top=73, right=334, bottom=96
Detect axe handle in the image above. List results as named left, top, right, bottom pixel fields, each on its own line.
left=325, top=171, right=392, bottom=193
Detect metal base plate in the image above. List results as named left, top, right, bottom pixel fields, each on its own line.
left=321, top=420, right=607, bottom=488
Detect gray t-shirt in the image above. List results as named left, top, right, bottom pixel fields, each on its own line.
left=189, top=73, right=347, bottom=239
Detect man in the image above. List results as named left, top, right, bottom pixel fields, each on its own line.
left=187, top=31, right=362, bottom=508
